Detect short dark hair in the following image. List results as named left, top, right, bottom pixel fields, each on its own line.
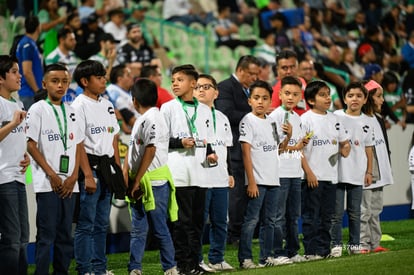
left=73, top=60, right=106, bottom=89
left=304, top=80, right=329, bottom=108
left=249, top=80, right=273, bottom=97
left=140, top=65, right=158, bottom=78
left=281, top=76, right=302, bottom=89
left=171, top=64, right=198, bottom=80
left=198, top=74, right=218, bottom=89
left=44, top=63, right=68, bottom=77
left=276, top=49, right=297, bottom=65
left=57, top=27, right=74, bottom=42
left=382, top=71, right=399, bottom=87
left=0, top=55, right=18, bottom=79
left=110, top=64, right=127, bottom=84
left=131, top=78, right=158, bottom=107
left=236, top=55, right=261, bottom=71
left=342, top=81, right=368, bottom=99
left=25, top=16, right=40, bottom=34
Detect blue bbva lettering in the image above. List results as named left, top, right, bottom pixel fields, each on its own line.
left=48, top=134, right=61, bottom=141
left=263, top=144, right=278, bottom=152
left=90, top=126, right=107, bottom=134
left=11, top=126, right=25, bottom=133
left=312, top=139, right=331, bottom=146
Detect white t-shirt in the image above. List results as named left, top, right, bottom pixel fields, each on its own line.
left=128, top=107, right=169, bottom=186
left=301, top=110, right=348, bottom=183
left=160, top=98, right=213, bottom=188
left=334, top=110, right=375, bottom=186
left=209, top=108, right=233, bottom=188
left=106, top=84, right=139, bottom=118
left=239, top=112, right=279, bottom=186
left=0, top=97, right=27, bottom=185
left=269, top=106, right=305, bottom=178
left=71, top=94, right=120, bottom=157
left=364, top=115, right=393, bottom=189
left=26, top=100, right=82, bottom=192
left=103, top=21, right=127, bottom=43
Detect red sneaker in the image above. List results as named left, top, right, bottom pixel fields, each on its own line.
left=372, top=246, right=389, bottom=253
left=360, top=249, right=370, bottom=254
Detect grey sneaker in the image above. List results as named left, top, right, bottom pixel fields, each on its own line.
left=304, top=254, right=324, bottom=261
left=272, top=256, right=293, bottom=265
left=199, top=261, right=215, bottom=273
left=290, top=254, right=306, bottom=262
left=207, top=261, right=235, bottom=271
left=129, top=269, right=142, bottom=275
left=240, top=259, right=257, bottom=269
left=164, top=266, right=179, bottom=275
left=330, top=245, right=343, bottom=257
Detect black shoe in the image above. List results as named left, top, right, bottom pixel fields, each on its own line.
left=188, top=265, right=206, bottom=275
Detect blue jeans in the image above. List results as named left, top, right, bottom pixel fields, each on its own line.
left=331, top=183, right=363, bottom=246
left=74, top=174, right=112, bottom=274
left=128, top=183, right=176, bottom=272
left=0, top=182, right=29, bottom=275
left=273, top=178, right=301, bottom=257
left=301, top=181, right=336, bottom=257
left=34, top=191, right=77, bottom=275
left=238, top=185, right=277, bottom=263
left=203, top=187, right=229, bottom=264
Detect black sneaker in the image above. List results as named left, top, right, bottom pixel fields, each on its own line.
left=188, top=265, right=206, bottom=275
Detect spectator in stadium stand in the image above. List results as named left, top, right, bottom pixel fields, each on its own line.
left=258, top=0, right=281, bottom=38
left=212, top=5, right=256, bottom=50
left=139, top=65, right=174, bottom=109
left=402, top=30, right=414, bottom=70
left=103, top=8, right=127, bottom=44
left=74, top=12, right=105, bottom=60
left=269, top=12, right=291, bottom=52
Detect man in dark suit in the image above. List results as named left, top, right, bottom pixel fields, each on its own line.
left=215, top=55, right=261, bottom=246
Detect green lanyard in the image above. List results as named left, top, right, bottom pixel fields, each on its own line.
left=211, top=106, right=216, bottom=133
left=177, top=97, right=199, bottom=135
left=46, top=98, right=67, bottom=152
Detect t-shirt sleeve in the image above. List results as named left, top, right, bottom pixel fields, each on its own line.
left=239, top=116, right=253, bottom=144
left=409, top=147, right=414, bottom=172
left=72, top=102, right=86, bottom=143
left=26, top=104, right=41, bottom=143
left=364, top=121, right=375, bottom=147
left=142, top=117, right=157, bottom=146
left=21, top=43, right=34, bottom=62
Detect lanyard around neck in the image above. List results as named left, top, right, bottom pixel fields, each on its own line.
left=46, top=98, right=67, bottom=152
left=211, top=107, right=216, bottom=133
left=177, top=97, right=199, bottom=135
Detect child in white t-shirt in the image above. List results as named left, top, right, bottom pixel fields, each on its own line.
left=0, top=55, right=30, bottom=275
left=160, top=64, right=215, bottom=274
left=26, top=63, right=82, bottom=274
left=193, top=74, right=235, bottom=272
left=125, top=78, right=178, bottom=275
left=301, top=80, right=350, bottom=259
left=268, top=76, right=308, bottom=264
left=238, top=80, right=291, bottom=269
left=71, top=60, right=122, bottom=275
left=359, top=80, right=394, bottom=253
left=332, top=82, right=375, bottom=256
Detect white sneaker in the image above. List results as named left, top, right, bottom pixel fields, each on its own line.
left=272, top=256, right=293, bottom=265
left=240, top=259, right=257, bottom=269
left=290, top=254, right=306, bottom=263
left=130, top=270, right=142, bottom=275
left=164, top=266, right=179, bottom=275
left=208, top=261, right=235, bottom=271
left=106, top=271, right=115, bottom=275
left=304, top=255, right=324, bottom=261
left=330, top=245, right=343, bottom=257
left=199, top=260, right=216, bottom=273
left=258, top=257, right=276, bottom=267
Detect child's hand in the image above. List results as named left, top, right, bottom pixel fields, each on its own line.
left=49, top=172, right=63, bottom=194
left=282, top=122, right=292, bottom=138
left=306, top=172, right=318, bottom=188
left=11, top=110, right=26, bottom=127
left=228, top=176, right=235, bottom=188
left=340, top=142, right=351, bottom=157
left=19, top=153, right=30, bottom=173
left=182, top=137, right=195, bottom=148
left=207, top=153, right=218, bottom=163
left=246, top=182, right=259, bottom=198
left=61, top=175, right=77, bottom=199
left=364, top=173, right=372, bottom=187
left=84, top=175, right=97, bottom=194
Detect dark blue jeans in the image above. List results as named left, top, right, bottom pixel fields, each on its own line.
left=238, top=185, right=278, bottom=263
left=74, top=174, right=112, bottom=274
left=274, top=177, right=301, bottom=257
left=0, top=182, right=29, bottom=275
left=331, top=183, right=363, bottom=246
left=301, top=181, right=336, bottom=257
left=34, top=191, right=77, bottom=275
left=203, top=187, right=229, bottom=264
left=128, top=183, right=176, bottom=272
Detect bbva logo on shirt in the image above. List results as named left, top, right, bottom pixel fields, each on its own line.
left=312, top=138, right=338, bottom=146
left=90, top=126, right=115, bottom=134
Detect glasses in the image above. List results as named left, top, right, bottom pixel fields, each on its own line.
left=195, top=84, right=215, bottom=90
